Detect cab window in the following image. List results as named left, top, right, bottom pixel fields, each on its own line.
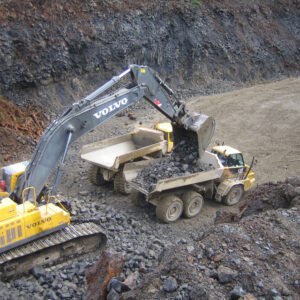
left=163, top=132, right=168, bottom=141
left=211, top=150, right=227, bottom=165
left=227, top=154, right=244, bottom=167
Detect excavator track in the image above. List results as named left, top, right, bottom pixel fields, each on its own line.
left=0, top=222, right=107, bottom=280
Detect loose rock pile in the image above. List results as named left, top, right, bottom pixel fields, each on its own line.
left=1, top=173, right=299, bottom=299
left=0, top=198, right=169, bottom=300
left=117, top=177, right=300, bottom=300
left=132, top=134, right=212, bottom=192
left=120, top=203, right=300, bottom=300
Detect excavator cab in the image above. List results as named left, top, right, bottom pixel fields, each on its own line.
left=211, top=145, right=255, bottom=191
left=0, top=162, right=28, bottom=198
left=155, top=122, right=174, bottom=153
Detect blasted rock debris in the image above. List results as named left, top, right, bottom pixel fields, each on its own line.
left=1, top=173, right=299, bottom=299
left=132, top=135, right=212, bottom=192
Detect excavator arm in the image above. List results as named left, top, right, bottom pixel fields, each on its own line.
left=13, top=65, right=215, bottom=202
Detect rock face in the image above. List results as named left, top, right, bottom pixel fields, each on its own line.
left=0, top=0, right=299, bottom=109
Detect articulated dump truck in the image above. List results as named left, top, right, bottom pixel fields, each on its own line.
left=124, top=127, right=255, bottom=223
left=81, top=127, right=168, bottom=195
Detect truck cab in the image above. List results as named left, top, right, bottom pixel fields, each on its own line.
left=211, top=145, right=255, bottom=191
left=155, top=122, right=174, bottom=153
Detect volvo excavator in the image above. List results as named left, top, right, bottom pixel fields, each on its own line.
left=0, top=65, right=215, bottom=279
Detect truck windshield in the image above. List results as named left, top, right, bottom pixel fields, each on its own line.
left=227, top=154, right=244, bottom=167
left=211, top=151, right=244, bottom=167
left=211, top=150, right=227, bottom=165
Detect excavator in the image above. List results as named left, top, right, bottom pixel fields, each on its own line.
left=0, top=65, right=215, bottom=279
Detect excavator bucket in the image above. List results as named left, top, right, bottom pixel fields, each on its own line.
left=173, top=113, right=215, bottom=160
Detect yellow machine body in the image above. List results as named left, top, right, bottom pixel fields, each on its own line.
left=212, top=145, right=255, bottom=191
left=0, top=196, right=70, bottom=253
left=0, top=190, right=9, bottom=199
left=155, top=122, right=174, bottom=153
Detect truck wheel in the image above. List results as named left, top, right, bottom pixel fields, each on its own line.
left=224, top=185, right=244, bottom=206
left=156, top=195, right=183, bottom=223
left=88, top=165, right=107, bottom=186
left=182, top=191, right=204, bottom=218
left=114, top=171, right=132, bottom=195
left=130, top=190, right=147, bottom=207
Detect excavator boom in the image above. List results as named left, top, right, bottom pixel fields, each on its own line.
left=0, top=65, right=215, bottom=277
left=13, top=65, right=215, bottom=202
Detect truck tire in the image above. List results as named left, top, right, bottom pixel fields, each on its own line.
left=224, top=185, right=244, bottom=206
left=114, top=171, right=132, bottom=195
left=88, top=165, right=107, bottom=186
left=156, top=195, right=183, bottom=223
left=182, top=191, right=204, bottom=218
left=130, top=189, right=147, bottom=207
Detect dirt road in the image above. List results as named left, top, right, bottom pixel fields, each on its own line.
left=188, top=77, right=300, bottom=184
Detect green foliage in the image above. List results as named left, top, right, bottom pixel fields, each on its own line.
left=193, top=0, right=202, bottom=7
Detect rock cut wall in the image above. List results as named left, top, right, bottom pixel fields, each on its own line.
left=0, top=0, right=299, bottom=109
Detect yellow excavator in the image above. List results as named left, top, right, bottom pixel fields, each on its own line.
left=0, top=65, right=215, bottom=278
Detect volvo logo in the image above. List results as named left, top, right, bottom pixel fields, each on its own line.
left=26, top=217, right=52, bottom=229
left=93, top=98, right=128, bottom=119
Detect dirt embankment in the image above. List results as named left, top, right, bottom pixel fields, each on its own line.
left=0, top=0, right=299, bottom=110
left=0, top=96, right=46, bottom=164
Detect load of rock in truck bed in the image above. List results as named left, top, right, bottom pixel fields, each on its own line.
left=132, top=135, right=213, bottom=192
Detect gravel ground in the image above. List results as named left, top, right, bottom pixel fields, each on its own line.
left=1, top=177, right=299, bottom=300
left=0, top=78, right=299, bottom=299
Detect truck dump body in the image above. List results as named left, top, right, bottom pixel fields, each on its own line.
left=125, top=151, right=224, bottom=196
left=80, top=128, right=166, bottom=172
